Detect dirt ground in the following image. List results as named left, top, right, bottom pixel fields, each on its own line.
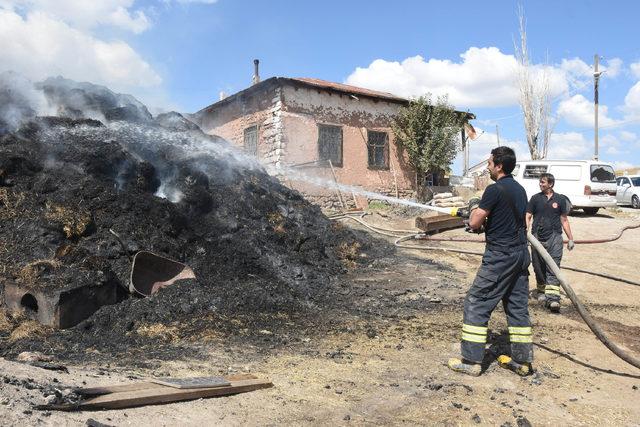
left=1, top=207, right=640, bottom=426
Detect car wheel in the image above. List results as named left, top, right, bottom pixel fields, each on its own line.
left=633, top=195, right=640, bottom=209
left=583, top=207, right=599, bottom=215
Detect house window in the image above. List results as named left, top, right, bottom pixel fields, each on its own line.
left=367, top=130, right=389, bottom=169
left=318, top=124, right=343, bottom=166
left=244, top=125, right=258, bottom=157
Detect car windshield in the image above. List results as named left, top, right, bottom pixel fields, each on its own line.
left=590, top=165, right=616, bottom=183
left=632, top=177, right=640, bottom=186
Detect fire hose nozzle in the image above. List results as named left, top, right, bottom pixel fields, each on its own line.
left=452, top=197, right=481, bottom=218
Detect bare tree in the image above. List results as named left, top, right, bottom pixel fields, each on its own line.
left=515, top=6, right=553, bottom=159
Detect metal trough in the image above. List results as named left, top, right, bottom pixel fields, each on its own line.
left=129, top=251, right=195, bottom=296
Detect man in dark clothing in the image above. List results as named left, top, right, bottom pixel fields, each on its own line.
left=526, top=173, right=575, bottom=313
left=448, top=146, right=533, bottom=376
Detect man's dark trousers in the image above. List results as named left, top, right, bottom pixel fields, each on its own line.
left=461, top=244, right=533, bottom=364
left=531, top=232, right=563, bottom=302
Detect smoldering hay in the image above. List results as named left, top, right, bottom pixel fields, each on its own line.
left=0, top=74, right=368, bottom=358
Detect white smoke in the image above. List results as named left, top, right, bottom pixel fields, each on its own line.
left=0, top=71, right=54, bottom=132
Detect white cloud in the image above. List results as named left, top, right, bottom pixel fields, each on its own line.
left=613, top=161, right=634, bottom=170
left=601, top=134, right=624, bottom=155
left=346, top=48, right=522, bottom=109
left=631, top=62, right=640, bottom=80
left=345, top=48, right=601, bottom=110
left=0, top=8, right=161, bottom=95
left=619, top=130, right=637, bottom=142
left=547, top=132, right=592, bottom=159
left=623, top=81, right=640, bottom=118
left=1, top=1, right=150, bottom=33
left=556, top=94, right=620, bottom=128
left=602, top=58, right=623, bottom=78
left=454, top=126, right=528, bottom=173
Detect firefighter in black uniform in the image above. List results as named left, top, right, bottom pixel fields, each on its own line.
left=526, top=172, right=574, bottom=313
left=448, top=146, right=533, bottom=376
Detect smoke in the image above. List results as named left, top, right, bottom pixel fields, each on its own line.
left=0, top=73, right=155, bottom=134
left=2, top=73, right=270, bottom=207
left=0, top=71, right=53, bottom=133
left=35, top=119, right=265, bottom=204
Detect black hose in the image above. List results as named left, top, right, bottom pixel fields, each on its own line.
left=560, top=265, right=640, bottom=287
left=334, top=212, right=640, bottom=370
left=528, top=233, right=640, bottom=370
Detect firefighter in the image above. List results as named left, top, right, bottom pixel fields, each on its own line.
left=526, top=173, right=575, bottom=313
left=448, top=146, right=533, bottom=376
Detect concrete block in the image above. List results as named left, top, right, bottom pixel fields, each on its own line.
left=3, top=280, right=120, bottom=329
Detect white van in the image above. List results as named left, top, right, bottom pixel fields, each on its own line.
left=512, top=160, right=617, bottom=215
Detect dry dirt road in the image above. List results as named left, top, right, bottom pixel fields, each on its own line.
left=1, top=208, right=640, bottom=426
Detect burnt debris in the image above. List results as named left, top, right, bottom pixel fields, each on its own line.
left=0, top=76, right=366, bottom=359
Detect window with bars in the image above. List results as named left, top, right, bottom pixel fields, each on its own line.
left=243, top=125, right=258, bottom=157
left=317, top=124, right=343, bottom=166
left=367, top=130, right=389, bottom=169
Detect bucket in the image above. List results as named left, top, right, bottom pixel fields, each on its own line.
left=129, top=251, right=196, bottom=297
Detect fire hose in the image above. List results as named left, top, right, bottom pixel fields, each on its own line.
left=527, top=233, right=640, bottom=369
left=331, top=210, right=640, bottom=370
left=333, top=213, right=640, bottom=287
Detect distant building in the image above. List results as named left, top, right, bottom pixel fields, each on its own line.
left=194, top=65, right=474, bottom=208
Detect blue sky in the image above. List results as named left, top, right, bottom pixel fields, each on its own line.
left=2, top=0, right=640, bottom=172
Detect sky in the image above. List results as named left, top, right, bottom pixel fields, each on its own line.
left=2, top=0, right=640, bottom=174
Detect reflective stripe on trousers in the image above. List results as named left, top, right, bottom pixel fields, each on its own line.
left=461, top=245, right=533, bottom=364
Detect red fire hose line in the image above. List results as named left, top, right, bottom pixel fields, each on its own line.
left=412, top=221, right=640, bottom=245
left=335, top=214, right=640, bottom=287
left=333, top=213, right=640, bottom=370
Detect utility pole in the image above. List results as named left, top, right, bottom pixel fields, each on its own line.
left=594, top=54, right=602, bottom=160
left=496, top=125, right=500, bottom=146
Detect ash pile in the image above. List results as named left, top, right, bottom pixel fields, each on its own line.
left=0, top=73, right=365, bottom=359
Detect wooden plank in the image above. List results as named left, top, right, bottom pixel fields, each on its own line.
left=415, top=215, right=464, bottom=233
left=150, top=376, right=230, bottom=389
left=46, top=377, right=272, bottom=411
left=76, top=374, right=257, bottom=396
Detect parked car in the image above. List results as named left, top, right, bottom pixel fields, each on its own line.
left=615, top=175, right=640, bottom=209
left=513, top=160, right=617, bottom=215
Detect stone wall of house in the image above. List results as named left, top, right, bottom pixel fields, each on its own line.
left=277, top=84, right=416, bottom=201
left=198, top=80, right=420, bottom=209
left=198, top=83, right=285, bottom=168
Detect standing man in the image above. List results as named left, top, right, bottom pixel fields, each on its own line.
left=448, top=146, right=533, bottom=377
left=526, top=173, right=575, bottom=313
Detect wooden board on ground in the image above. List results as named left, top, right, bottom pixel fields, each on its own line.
left=150, top=376, right=230, bottom=389
left=41, top=374, right=272, bottom=411
left=415, top=214, right=464, bottom=233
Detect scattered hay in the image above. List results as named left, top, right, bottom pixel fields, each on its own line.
left=0, top=188, right=26, bottom=220
left=17, top=259, right=61, bottom=285
left=0, top=309, right=14, bottom=333
left=9, top=320, right=52, bottom=343
left=267, top=211, right=286, bottom=235
left=135, top=323, right=181, bottom=342
left=44, top=202, right=94, bottom=238
left=336, top=241, right=362, bottom=269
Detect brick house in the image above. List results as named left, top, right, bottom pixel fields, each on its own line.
left=194, top=68, right=474, bottom=208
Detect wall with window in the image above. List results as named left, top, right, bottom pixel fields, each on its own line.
left=197, top=81, right=422, bottom=209
left=279, top=84, right=415, bottom=208
left=197, top=83, right=285, bottom=167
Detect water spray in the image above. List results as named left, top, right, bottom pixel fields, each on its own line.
left=279, top=166, right=471, bottom=217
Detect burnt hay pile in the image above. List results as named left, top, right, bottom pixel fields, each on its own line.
left=0, top=77, right=367, bottom=358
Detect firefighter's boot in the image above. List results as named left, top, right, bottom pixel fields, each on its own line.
left=497, top=355, right=533, bottom=376
left=447, top=358, right=481, bottom=377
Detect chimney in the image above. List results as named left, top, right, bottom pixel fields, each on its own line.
left=252, top=59, right=260, bottom=85
left=219, top=91, right=227, bottom=101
